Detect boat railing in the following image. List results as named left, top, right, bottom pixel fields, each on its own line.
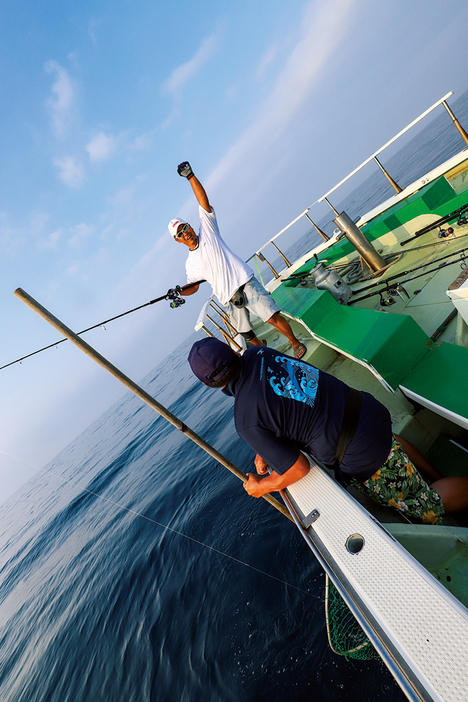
left=196, top=90, right=468, bottom=336
left=245, top=90, right=468, bottom=283
left=194, top=299, right=245, bottom=352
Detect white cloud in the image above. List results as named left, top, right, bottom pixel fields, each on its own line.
left=37, top=228, right=62, bottom=250
left=67, top=223, right=92, bottom=248
left=53, top=156, right=86, bottom=188
left=45, top=60, right=75, bottom=138
left=86, top=132, right=117, bottom=162
left=29, top=210, right=50, bottom=234
left=106, top=185, right=136, bottom=209
left=207, top=0, right=357, bottom=192
left=256, top=43, right=282, bottom=81
left=162, top=30, right=221, bottom=96
left=88, top=18, right=99, bottom=45
left=130, top=134, right=152, bottom=151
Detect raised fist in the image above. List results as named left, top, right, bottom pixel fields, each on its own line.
left=177, top=161, right=194, bottom=179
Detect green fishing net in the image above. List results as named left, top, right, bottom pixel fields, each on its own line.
left=325, top=574, right=380, bottom=660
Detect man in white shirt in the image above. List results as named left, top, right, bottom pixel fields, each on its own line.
left=169, top=161, right=306, bottom=357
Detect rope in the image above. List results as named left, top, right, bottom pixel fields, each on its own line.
left=0, top=449, right=321, bottom=601
left=253, top=256, right=266, bottom=287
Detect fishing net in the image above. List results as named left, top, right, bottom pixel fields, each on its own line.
left=324, top=574, right=380, bottom=660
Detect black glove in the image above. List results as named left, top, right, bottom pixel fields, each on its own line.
left=177, top=161, right=194, bottom=180
left=165, top=285, right=182, bottom=300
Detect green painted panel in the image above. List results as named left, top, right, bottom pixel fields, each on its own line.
left=272, top=285, right=430, bottom=388
left=312, top=305, right=429, bottom=388
left=421, top=177, right=455, bottom=209
left=383, top=214, right=401, bottom=231
left=272, top=286, right=338, bottom=323
left=400, top=342, right=468, bottom=421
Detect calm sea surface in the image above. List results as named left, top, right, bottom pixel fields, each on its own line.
left=1, top=91, right=468, bottom=702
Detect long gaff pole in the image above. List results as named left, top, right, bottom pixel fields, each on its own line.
left=14, top=288, right=293, bottom=523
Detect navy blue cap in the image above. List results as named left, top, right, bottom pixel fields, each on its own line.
left=188, top=337, right=237, bottom=386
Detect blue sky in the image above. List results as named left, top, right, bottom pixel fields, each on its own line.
left=1, top=0, right=468, bottom=500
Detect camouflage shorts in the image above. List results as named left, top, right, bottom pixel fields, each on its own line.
left=349, top=438, right=444, bottom=525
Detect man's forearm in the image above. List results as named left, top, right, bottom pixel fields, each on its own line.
left=244, top=453, right=310, bottom=498
left=180, top=283, right=200, bottom=296
left=189, top=175, right=211, bottom=213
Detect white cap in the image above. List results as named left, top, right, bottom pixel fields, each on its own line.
left=168, top=218, right=188, bottom=238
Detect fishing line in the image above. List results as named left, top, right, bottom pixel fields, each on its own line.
left=0, top=449, right=322, bottom=601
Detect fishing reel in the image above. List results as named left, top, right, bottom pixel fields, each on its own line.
left=438, top=226, right=454, bottom=238
left=379, top=283, right=409, bottom=307
left=166, top=286, right=186, bottom=309
left=170, top=296, right=185, bottom=309
left=457, top=211, right=468, bottom=226
left=379, top=291, right=395, bottom=307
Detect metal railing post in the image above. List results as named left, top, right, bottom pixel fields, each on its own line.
left=373, top=156, right=402, bottom=194
left=305, top=213, right=329, bottom=241
left=209, top=300, right=238, bottom=337
left=256, top=252, right=280, bottom=279
left=442, top=100, right=468, bottom=147
left=271, top=242, right=292, bottom=268
left=206, top=314, right=242, bottom=351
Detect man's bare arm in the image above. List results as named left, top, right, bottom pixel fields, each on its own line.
left=177, top=161, right=211, bottom=212
left=180, top=283, right=200, bottom=297
left=188, top=175, right=211, bottom=213
left=243, top=452, right=310, bottom=498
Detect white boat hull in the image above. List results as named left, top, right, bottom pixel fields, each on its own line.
left=284, top=461, right=468, bottom=702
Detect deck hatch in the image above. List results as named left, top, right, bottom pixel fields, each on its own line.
left=346, top=533, right=365, bottom=554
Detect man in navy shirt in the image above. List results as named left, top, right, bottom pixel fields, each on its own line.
left=188, top=337, right=468, bottom=524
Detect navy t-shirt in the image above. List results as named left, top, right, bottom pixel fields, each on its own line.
left=223, top=347, right=392, bottom=481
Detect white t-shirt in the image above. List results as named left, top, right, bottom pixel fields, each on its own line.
left=185, top=206, right=253, bottom=305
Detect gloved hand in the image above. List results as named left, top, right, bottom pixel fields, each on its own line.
left=165, top=285, right=182, bottom=300
left=177, top=161, right=194, bottom=180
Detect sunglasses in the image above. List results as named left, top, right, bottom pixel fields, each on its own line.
left=176, top=223, right=191, bottom=238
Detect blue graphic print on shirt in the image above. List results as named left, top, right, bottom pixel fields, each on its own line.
left=268, top=354, right=318, bottom=407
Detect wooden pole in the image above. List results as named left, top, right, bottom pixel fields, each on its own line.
left=14, top=288, right=293, bottom=522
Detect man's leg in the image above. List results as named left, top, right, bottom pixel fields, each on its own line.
left=349, top=437, right=445, bottom=524
left=267, top=312, right=306, bottom=358
left=430, top=476, right=468, bottom=513
left=226, top=299, right=265, bottom=346
left=393, top=434, right=443, bottom=482
left=248, top=334, right=266, bottom=346
left=233, top=278, right=306, bottom=355
left=394, top=433, right=468, bottom=513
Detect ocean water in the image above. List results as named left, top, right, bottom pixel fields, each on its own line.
left=0, top=336, right=404, bottom=702
left=1, top=91, right=468, bottom=702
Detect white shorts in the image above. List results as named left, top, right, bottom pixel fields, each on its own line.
left=225, top=277, right=281, bottom=333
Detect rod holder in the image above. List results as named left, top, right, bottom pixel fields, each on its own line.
left=333, top=211, right=387, bottom=273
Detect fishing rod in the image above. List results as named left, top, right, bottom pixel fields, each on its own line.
left=14, top=287, right=294, bottom=523
left=349, top=253, right=467, bottom=305
left=1, top=280, right=205, bottom=372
